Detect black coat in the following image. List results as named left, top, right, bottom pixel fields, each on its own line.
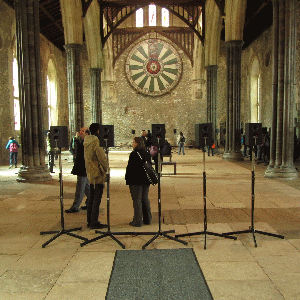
left=125, top=148, right=151, bottom=185
left=71, top=140, right=87, bottom=177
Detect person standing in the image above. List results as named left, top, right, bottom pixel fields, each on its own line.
left=6, top=137, right=20, bottom=168
left=125, top=137, right=152, bottom=227
left=69, top=132, right=81, bottom=161
left=46, top=132, right=56, bottom=173
left=84, top=123, right=108, bottom=229
left=178, top=131, right=185, bottom=155
left=65, top=127, right=90, bottom=213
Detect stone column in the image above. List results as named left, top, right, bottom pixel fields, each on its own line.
left=64, top=44, right=84, bottom=137
left=222, top=40, right=244, bottom=161
left=206, top=65, right=218, bottom=143
left=90, top=68, right=102, bottom=124
left=265, top=0, right=297, bottom=179
left=15, top=0, right=51, bottom=182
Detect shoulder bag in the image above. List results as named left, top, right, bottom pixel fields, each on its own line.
left=137, top=152, right=159, bottom=186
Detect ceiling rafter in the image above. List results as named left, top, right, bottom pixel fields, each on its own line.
left=2, top=0, right=274, bottom=51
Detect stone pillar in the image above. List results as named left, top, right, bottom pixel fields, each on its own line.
left=64, top=44, right=84, bottom=137
left=15, top=0, right=51, bottom=182
left=265, top=0, right=297, bottom=179
left=222, top=40, right=244, bottom=161
left=206, top=65, right=218, bottom=143
left=90, top=68, right=102, bottom=124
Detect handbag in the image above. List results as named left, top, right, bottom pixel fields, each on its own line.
left=137, top=152, right=159, bottom=186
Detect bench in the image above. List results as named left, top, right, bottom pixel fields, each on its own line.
left=161, top=154, right=172, bottom=162
left=151, top=158, right=177, bottom=175
left=161, top=161, right=176, bottom=175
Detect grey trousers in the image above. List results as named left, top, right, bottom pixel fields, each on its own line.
left=129, top=185, right=152, bottom=225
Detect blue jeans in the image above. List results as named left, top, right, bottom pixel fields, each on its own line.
left=178, top=143, right=185, bottom=155
left=70, top=176, right=90, bottom=210
left=129, top=185, right=152, bottom=225
left=10, top=152, right=18, bottom=166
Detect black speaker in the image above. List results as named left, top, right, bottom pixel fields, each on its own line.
left=132, top=130, right=135, bottom=135
left=152, top=124, right=165, bottom=147
left=245, top=123, right=262, bottom=147
left=262, top=127, right=268, bottom=135
left=50, top=126, right=68, bottom=148
left=195, top=123, right=212, bottom=149
left=98, top=125, right=114, bottom=148
left=174, top=129, right=177, bottom=134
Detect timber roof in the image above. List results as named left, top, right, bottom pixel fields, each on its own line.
left=3, top=0, right=273, bottom=51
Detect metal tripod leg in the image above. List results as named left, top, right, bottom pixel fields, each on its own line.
left=223, top=151, right=284, bottom=247
left=80, top=143, right=125, bottom=249
left=40, top=148, right=88, bottom=248
left=176, top=149, right=237, bottom=249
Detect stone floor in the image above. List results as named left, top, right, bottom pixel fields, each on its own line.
left=0, top=149, right=300, bottom=299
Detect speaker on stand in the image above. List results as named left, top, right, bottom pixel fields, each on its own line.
left=176, top=123, right=237, bottom=249
left=245, top=123, right=262, bottom=161
left=40, top=126, right=88, bottom=247
left=140, top=125, right=188, bottom=249
left=223, top=124, right=284, bottom=247
left=195, top=123, right=212, bottom=150
left=81, top=125, right=126, bottom=249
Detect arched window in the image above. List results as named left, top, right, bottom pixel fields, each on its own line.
left=162, top=8, right=169, bottom=27
left=136, top=6, right=169, bottom=27
left=149, top=4, right=156, bottom=26
left=12, top=58, right=20, bottom=131
left=250, top=58, right=261, bottom=123
left=47, top=59, right=58, bottom=127
left=136, top=8, right=143, bottom=27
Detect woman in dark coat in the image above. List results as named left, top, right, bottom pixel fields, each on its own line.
left=125, top=137, right=152, bottom=227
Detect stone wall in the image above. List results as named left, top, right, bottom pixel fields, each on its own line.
left=100, top=33, right=205, bottom=147
left=0, top=1, right=16, bottom=165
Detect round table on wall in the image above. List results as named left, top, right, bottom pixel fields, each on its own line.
left=125, top=39, right=183, bottom=97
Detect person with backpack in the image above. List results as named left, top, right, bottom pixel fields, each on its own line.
left=6, top=137, right=20, bottom=168
left=178, top=131, right=185, bottom=155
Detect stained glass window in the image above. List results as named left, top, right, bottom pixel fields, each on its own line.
left=162, top=8, right=169, bottom=27
left=149, top=5, right=156, bottom=26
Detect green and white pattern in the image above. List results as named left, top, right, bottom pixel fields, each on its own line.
left=125, top=39, right=182, bottom=96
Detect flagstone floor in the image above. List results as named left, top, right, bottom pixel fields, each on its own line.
left=0, top=148, right=300, bottom=299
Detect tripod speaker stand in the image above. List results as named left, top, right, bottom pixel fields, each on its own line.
left=40, top=145, right=88, bottom=248
left=81, top=140, right=126, bottom=248
left=137, top=138, right=188, bottom=249
left=222, top=137, right=284, bottom=247
left=112, top=138, right=188, bottom=249
left=175, top=138, right=237, bottom=249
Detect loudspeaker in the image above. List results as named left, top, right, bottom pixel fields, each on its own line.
left=174, top=129, right=177, bottom=134
left=245, top=123, right=262, bottom=147
left=50, top=126, right=68, bottom=148
left=152, top=124, right=165, bottom=147
left=132, top=130, right=135, bottom=135
left=195, top=123, right=212, bottom=149
left=98, top=125, right=114, bottom=148
left=262, top=127, right=268, bottom=135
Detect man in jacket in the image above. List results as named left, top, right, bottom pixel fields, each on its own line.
left=84, top=123, right=108, bottom=229
left=65, top=127, right=90, bottom=213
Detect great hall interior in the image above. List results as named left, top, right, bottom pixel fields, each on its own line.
left=0, top=0, right=300, bottom=299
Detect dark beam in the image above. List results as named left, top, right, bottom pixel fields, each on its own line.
left=40, top=3, right=64, bottom=33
